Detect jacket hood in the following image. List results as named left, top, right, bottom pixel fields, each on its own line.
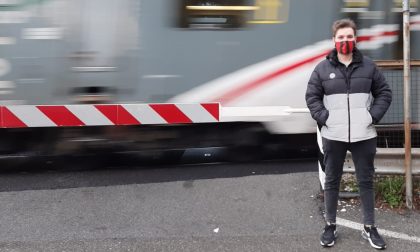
left=326, top=47, right=363, bottom=66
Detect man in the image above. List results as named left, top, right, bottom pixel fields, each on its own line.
left=305, top=19, right=392, bottom=250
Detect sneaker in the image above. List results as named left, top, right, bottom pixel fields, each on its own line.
left=362, top=225, right=387, bottom=250
left=320, top=223, right=337, bottom=247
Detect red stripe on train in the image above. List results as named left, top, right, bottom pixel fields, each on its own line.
left=357, top=31, right=399, bottom=42
left=211, top=50, right=330, bottom=104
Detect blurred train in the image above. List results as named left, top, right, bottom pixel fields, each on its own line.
left=0, top=0, right=419, bottom=160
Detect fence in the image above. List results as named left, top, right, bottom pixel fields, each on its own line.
left=376, top=60, right=420, bottom=149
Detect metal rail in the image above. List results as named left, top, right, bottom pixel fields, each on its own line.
left=343, top=148, right=420, bottom=175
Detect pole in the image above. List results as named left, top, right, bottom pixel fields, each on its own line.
left=402, top=0, right=413, bottom=209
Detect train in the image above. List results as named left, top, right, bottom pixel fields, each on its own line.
left=0, top=0, right=419, bottom=161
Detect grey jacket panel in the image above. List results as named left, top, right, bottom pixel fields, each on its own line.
left=305, top=48, right=392, bottom=143
left=321, top=93, right=377, bottom=142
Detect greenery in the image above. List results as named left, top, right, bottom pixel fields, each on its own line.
left=338, top=175, right=420, bottom=210
left=340, top=175, right=410, bottom=209
left=375, top=176, right=405, bottom=209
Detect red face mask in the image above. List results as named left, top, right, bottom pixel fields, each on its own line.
left=335, top=40, right=355, bottom=55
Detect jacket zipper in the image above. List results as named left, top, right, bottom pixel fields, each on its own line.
left=347, top=88, right=350, bottom=142
left=345, top=65, right=358, bottom=142
left=339, top=66, right=352, bottom=142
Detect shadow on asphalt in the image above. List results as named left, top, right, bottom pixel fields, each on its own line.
left=0, top=154, right=317, bottom=192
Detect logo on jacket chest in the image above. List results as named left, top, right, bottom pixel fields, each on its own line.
left=329, top=73, right=336, bottom=79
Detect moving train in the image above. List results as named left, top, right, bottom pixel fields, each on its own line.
left=0, top=0, right=419, bottom=160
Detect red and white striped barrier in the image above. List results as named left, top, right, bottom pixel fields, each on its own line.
left=0, top=103, right=220, bottom=128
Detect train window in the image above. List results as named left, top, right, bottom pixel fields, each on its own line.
left=341, top=0, right=370, bottom=13
left=392, top=0, right=418, bottom=12
left=249, top=0, right=289, bottom=24
left=343, top=0, right=370, bottom=8
left=177, top=0, right=289, bottom=29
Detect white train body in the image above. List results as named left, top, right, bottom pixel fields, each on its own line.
left=0, top=0, right=419, bottom=158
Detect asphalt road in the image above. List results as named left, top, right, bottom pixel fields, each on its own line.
left=0, top=159, right=419, bottom=251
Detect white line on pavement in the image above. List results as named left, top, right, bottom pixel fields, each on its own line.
left=336, top=217, right=420, bottom=243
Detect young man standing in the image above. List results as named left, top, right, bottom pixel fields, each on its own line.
left=305, top=19, right=392, bottom=250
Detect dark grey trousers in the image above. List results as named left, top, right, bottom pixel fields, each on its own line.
left=322, top=137, right=377, bottom=226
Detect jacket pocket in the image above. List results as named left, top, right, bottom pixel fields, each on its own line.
left=350, top=108, right=372, bottom=126
left=368, top=110, right=375, bottom=124
left=326, top=109, right=347, bottom=127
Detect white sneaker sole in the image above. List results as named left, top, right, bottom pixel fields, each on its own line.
left=320, top=240, right=335, bottom=247
left=362, top=230, right=386, bottom=250
left=320, top=231, right=337, bottom=247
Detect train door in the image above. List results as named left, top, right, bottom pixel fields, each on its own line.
left=64, top=0, right=140, bottom=103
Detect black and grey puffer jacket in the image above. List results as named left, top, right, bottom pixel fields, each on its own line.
left=305, top=48, right=392, bottom=142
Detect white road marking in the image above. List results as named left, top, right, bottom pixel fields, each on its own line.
left=336, top=217, right=420, bottom=243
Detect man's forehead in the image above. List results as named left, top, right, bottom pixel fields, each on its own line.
left=336, top=27, right=355, bottom=35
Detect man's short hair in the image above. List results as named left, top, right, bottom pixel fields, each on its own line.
left=332, top=19, right=357, bottom=37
